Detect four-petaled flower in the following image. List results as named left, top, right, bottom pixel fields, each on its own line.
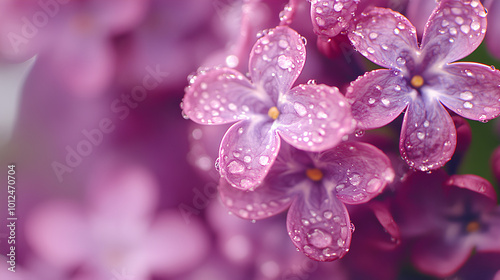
left=393, top=171, right=500, bottom=277
left=218, top=141, right=394, bottom=261
left=183, top=26, right=353, bottom=190
left=346, top=0, right=500, bottom=171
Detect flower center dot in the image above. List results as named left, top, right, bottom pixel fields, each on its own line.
left=410, top=75, right=424, bottom=88
left=306, top=168, right=323, bottom=181
left=466, top=221, right=481, bottom=233
left=268, top=106, right=280, bottom=120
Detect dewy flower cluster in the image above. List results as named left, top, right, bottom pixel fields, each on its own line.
left=183, top=0, right=500, bottom=277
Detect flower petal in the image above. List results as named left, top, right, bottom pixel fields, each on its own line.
left=485, top=1, right=500, bottom=59
left=429, top=62, right=500, bottom=122
left=400, top=97, right=456, bottom=171
left=320, top=141, right=394, bottom=204
left=346, top=69, right=412, bottom=129
left=249, top=26, right=306, bottom=103
left=218, top=176, right=292, bottom=220
left=183, top=67, right=270, bottom=124
left=287, top=189, right=351, bottom=261
left=277, top=84, right=353, bottom=151
left=310, top=0, right=358, bottom=39
left=421, top=0, right=487, bottom=65
left=348, top=7, right=418, bottom=70
left=411, top=233, right=472, bottom=278
left=445, top=174, right=498, bottom=203
left=219, top=118, right=280, bottom=190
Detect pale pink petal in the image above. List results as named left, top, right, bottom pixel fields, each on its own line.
left=348, top=7, right=418, bottom=70
left=183, top=67, right=267, bottom=125
left=400, top=97, right=456, bottom=171
left=25, top=201, right=90, bottom=268
left=277, top=84, right=353, bottom=151
left=311, top=0, right=358, bottom=39
left=320, top=142, right=394, bottom=204
left=430, top=62, right=500, bottom=122
left=145, top=211, right=210, bottom=276
left=346, top=69, right=412, bottom=129
left=287, top=190, right=352, bottom=261
left=219, top=119, right=280, bottom=190
left=249, top=26, right=306, bottom=103
left=421, top=0, right=487, bottom=65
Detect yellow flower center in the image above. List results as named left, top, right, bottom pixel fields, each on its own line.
left=268, top=106, right=280, bottom=120
left=410, top=75, right=424, bottom=88
left=306, top=168, right=323, bottom=181
left=466, top=221, right=481, bottom=233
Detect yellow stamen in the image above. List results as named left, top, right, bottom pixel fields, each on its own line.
left=410, top=75, right=424, bottom=88
left=268, top=106, right=280, bottom=120
left=306, top=168, right=323, bottom=181
left=466, top=221, right=481, bottom=233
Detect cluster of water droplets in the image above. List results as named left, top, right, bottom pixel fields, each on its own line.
left=311, top=0, right=358, bottom=37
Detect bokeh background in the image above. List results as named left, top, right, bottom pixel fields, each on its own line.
left=0, top=0, right=499, bottom=280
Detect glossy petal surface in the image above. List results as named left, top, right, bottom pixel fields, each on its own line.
left=421, top=0, right=487, bottom=65
left=346, top=69, right=412, bottom=129
left=287, top=188, right=352, bottom=262
left=277, top=84, right=353, bottom=151
left=183, top=68, right=267, bottom=124
left=249, top=26, right=306, bottom=104
left=348, top=7, right=418, bottom=70
left=219, top=118, right=280, bottom=190
left=430, top=62, right=500, bottom=122
left=400, top=97, right=456, bottom=171
left=218, top=176, right=292, bottom=220
left=320, top=142, right=394, bottom=204
left=311, top=0, right=358, bottom=39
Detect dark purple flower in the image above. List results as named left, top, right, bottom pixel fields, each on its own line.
left=346, top=0, right=500, bottom=171
left=218, top=141, right=394, bottom=261
left=394, top=170, right=500, bottom=277
left=183, top=26, right=353, bottom=190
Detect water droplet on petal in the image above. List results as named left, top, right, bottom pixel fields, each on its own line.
left=355, top=130, right=365, bottom=137
left=277, top=55, right=294, bottom=70
left=307, top=229, right=333, bottom=249
left=307, top=79, right=317, bottom=85
left=350, top=222, right=355, bottom=233
left=215, top=158, right=221, bottom=172
left=417, top=132, right=425, bottom=140
left=460, top=91, right=473, bottom=100
left=293, top=102, right=307, bottom=117
left=228, top=160, right=245, bottom=174
left=349, top=174, right=361, bottom=186
left=259, top=156, right=270, bottom=166
left=333, top=2, right=343, bottom=12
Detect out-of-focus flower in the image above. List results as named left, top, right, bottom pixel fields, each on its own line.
left=0, top=0, right=147, bottom=96
left=25, top=163, right=210, bottom=280
left=218, top=141, right=394, bottom=261
left=183, top=25, right=353, bottom=190
left=451, top=252, right=500, bottom=280
left=393, top=170, right=500, bottom=277
left=346, top=0, right=500, bottom=172
left=484, top=0, right=500, bottom=60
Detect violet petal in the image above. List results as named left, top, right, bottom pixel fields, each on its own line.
left=249, top=26, right=306, bottom=104
left=183, top=68, right=269, bottom=124
left=310, top=0, right=358, bottom=39
left=421, top=0, right=487, bottom=65
left=320, top=142, right=394, bottom=204
left=287, top=188, right=351, bottom=261
left=400, top=97, right=456, bottom=171
left=429, top=62, right=500, bottom=122
left=277, top=84, right=353, bottom=151
left=348, top=7, right=418, bottom=70
left=218, top=176, right=292, bottom=220
left=346, top=69, right=412, bottom=129
left=446, top=174, right=498, bottom=203
left=219, top=118, right=280, bottom=190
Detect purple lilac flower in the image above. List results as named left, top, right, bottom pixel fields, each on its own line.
left=346, top=0, right=500, bottom=171
left=393, top=170, right=500, bottom=277
left=183, top=25, right=353, bottom=190
left=218, top=141, right=394, bottom=261
left=483, top=0, right=500, bottom=60
left=310, top=0, right=360, bottom=39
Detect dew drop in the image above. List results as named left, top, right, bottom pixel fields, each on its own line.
left=460, top=24, right=470, bottom=34
left=333, top=2, right=343, bottom=12
left=316, top=111, right=328, bottom=119
left=228, top=160, right=245, bottom=174
left=460, top=91, right=473, bottom=101
left=307, top=229, right=333, bottom=249
left=301, top=219, right=310, bottom=226
left=323, top=211, right=333, bottom=219
left=381, top=98, right=390, bottom=106
left=369, top=32, right=378, bottom=39
left=215, top=158, right=221, bottom=172
left=307, top=79, right=317, bottom=85
left=463, top=101, right=473, bottom=109
left=355, top=130, right=365, bottom=137
left=259, top=156, right=270, bottom=166
left=349, top=174, right=361, bottom=186
left=181, top=110, right=190, bottom=120
left=455, top=16, right=464, bottom=25
left=393, top=28, right=400, bottom=35
left=293, top=102, right=307, bottom=117
left=277, top=55, right=293, bottom=70
left=417, top=132, right=425, bottom=140
left=366, top=178, right=382, bottom=193
left=278, top=39, right=289, bottom=49
left=243, top=156, right=252, bottom=163
left=350, top=222, right=356, bottom=233
left=471, top=21, right=480, bottom=31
